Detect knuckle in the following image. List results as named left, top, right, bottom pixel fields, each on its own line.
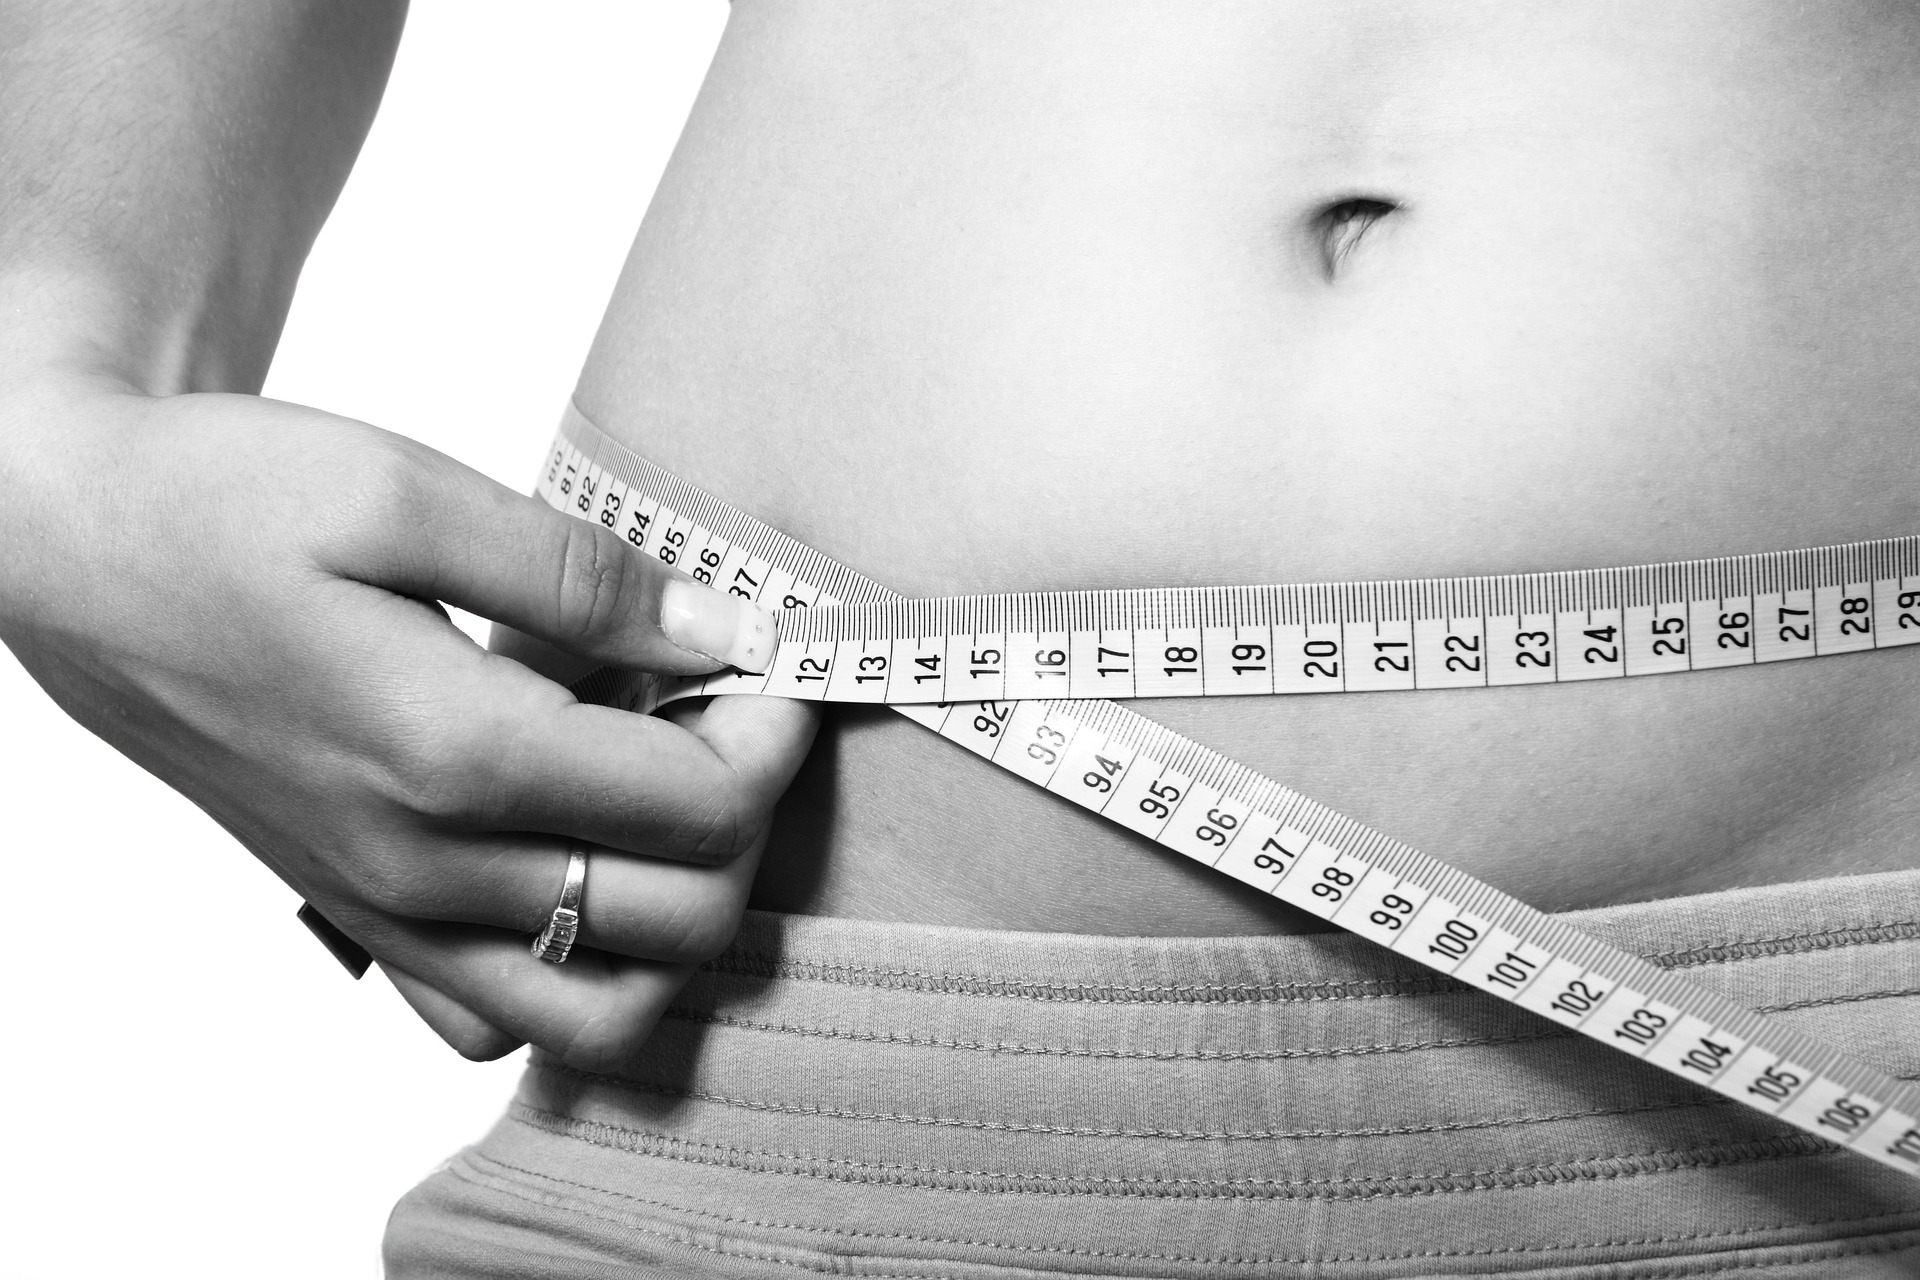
left=341, top=850, right=436, bottom=918
left=332, top=433, right=435, bottom=549
left=370, top=707, right=516, bottom=826
left=674, top=777, right=770, bottom=867
left=552, top=519, right=635, bottom=645
left=383, top=735, right=489, bottom=824
left=680, top=811, right=744, bottom=867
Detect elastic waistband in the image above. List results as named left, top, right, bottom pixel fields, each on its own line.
left=697, top=867, right=1920, bottom=1018
left=459, top=872, right=1920, bottom=1277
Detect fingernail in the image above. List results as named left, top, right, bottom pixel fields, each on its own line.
left=661, top=580, right=778, bottom=673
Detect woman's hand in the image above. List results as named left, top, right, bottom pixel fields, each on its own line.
left=0, top=376, right=818, bottom=1069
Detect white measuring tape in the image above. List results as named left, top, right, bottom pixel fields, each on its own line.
left=539, top=403, right=1920, bottom=1177
left=750, top=542, right=1920, bottom=705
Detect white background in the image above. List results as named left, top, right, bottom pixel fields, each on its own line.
left=2, top=3, right=727, bottom=1273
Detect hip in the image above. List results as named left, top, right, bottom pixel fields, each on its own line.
left=387, top=869, right=1920, bottom=1277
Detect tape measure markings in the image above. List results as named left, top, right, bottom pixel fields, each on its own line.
left=537, top=412, right=1920, bottom=1176
left=749, top=543, right=1920, bottom=705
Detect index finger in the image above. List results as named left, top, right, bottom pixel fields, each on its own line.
left=336, top=440, right=778, bottom=674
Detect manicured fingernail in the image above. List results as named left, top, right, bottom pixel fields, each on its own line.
left=661, top=580, right=778, bottom=673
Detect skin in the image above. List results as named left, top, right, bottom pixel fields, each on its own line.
left=579, top=0, right=1920, bottom=934
left=0, top=0, right=816, bottom=1067
left=5, top=0, right=1918, bottom=1067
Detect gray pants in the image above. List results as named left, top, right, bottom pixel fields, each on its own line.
left=386, top=870, right=1920, bottom=1277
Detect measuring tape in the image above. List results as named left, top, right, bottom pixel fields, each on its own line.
left=746, top=541, right=1920, bottom=705
left=539, top=403, right=1920, bottom=1178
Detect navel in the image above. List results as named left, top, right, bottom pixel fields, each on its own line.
left=1309, top=196, right=1401, bottom=282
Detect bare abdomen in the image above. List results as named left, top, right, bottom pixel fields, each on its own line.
left=575, top=0, right=1920, bottom=933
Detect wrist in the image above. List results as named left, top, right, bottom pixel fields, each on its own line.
left=0, top=376, right=121, bottom=645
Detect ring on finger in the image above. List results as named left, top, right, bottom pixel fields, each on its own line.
left=532, top=846, right=589, bottom=964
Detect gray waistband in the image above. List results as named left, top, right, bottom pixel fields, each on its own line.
left=651, top=870, right=1920, bottom=1086
left=714, top=866, right=1920, bottom=1023
left=451, top=871, right=1920, bottom=1277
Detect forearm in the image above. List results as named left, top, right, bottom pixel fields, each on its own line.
left=0, top=0, right=408, bottom=394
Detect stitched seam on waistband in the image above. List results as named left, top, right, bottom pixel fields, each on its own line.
left=1759, top=985, right=1920, bottom=1013
left=507, top=1101, right=1837, bottom=1196
left=1613, top=1233, right=1920, bottom=1279
left=436, top=1157, right=957, bottom=1280
left=533, top=1059, right=1737, bottom=1142
left=701, top=953, right=1457, bottom=1002
left=660, top=1006, right=1564, bottom=1061
left=457, top=1149, right=1920, bottom=1268
left=707, top=922, right=1920, bottom=1003
left=646, top=987, right=1910, bottom=1066
left=1647, top=919, right=1920, bottom=969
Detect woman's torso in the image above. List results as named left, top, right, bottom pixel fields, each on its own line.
left=575, top=0, right=1920, bottom=935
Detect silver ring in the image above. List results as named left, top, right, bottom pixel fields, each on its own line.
left=532, top=846, right=589, bottom=964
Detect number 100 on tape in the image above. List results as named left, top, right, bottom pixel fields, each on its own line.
left=538, top=410, right=1920, bottom=1180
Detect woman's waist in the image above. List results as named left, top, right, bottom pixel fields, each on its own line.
left=565, top=370, right=1920, bottom=933
left=748, top=646, right=1920, bottom=933
left=565, top=388, right=1920, bottom=931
